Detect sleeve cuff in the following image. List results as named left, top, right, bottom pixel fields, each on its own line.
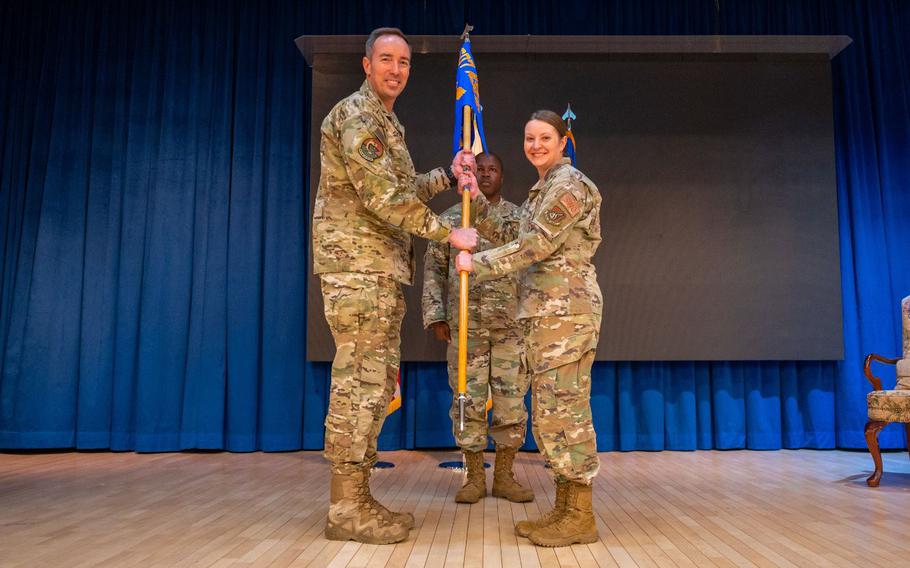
left=473, top=253, right=494, bottom=282
left=443, top=165, right=458, bottom=188
left=432, top=221, right=452, bottom=243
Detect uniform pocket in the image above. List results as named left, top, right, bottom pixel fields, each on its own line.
left=321, top=274, right=379, bottom=335
left=362, top=277, right=402, bottom=334
left=556, top=349, right=594, bottom=394
left=525, top=315, right=599, bottom=374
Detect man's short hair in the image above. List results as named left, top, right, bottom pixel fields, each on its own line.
left=365, top=27, right=410, bottom=58
left=478, top=151, right=503, bottom=171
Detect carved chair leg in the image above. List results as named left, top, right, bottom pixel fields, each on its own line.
left=865, top=420, right=888, bottom=487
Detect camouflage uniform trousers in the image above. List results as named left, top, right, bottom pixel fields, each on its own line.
left=321, top=272, right=405, bottom=475
left=446, top=323, right=529, bottom=452
left=525, top=314, right=601, bottom=485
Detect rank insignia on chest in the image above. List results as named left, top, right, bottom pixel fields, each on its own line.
left=544, top=205, right=567, bottom=225
left=359, top=137, right=384, bottom=161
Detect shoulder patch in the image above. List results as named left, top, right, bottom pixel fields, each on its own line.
left=359, top=137, right=384, bottom=161
left=544, top=205, right=568, bottom=226
left=558, top=192, right=581, bottom=217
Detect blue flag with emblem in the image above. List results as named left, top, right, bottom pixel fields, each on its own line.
left=453, top=37, right=487, bottom=155
left=563, top=104, right=577, bottom=166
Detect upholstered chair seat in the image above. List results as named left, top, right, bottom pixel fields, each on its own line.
left=863, top=295, right=910, bottom=487
left=867, top=389, right=910, bottom=422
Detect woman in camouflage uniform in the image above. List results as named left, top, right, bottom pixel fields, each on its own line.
left=456, top=110, right=602, bottom=547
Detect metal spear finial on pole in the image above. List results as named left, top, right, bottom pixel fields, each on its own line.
left=562, top=103, right=576, bottom=129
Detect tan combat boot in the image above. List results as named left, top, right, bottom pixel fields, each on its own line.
left=515, top=479, right=569, bottom=537
left=325, top=470, right=410, bottom=544
left=527, top=481, right=598, bottom=547
left=454, top=450, right=486, bottom=503
left=360, top=464, right=415, bottom=529
left=491, top=446, right=534, bottom=502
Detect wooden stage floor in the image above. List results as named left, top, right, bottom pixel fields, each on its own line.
left=1, top=449, right=909, bottom=567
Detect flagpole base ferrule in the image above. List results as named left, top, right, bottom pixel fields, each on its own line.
left=458, top=394, right=466, bottom=432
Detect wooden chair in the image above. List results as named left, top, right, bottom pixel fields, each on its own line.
left=863, top=295, right=910, bottom=487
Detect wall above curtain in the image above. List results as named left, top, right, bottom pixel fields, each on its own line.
left=301, top=34, right=851, bottom=363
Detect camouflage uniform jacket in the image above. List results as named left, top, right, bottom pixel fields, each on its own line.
left=472, top=158, right=603, bottom=319
left=422, top=199, right=520, bottom=330
left=313, top=80, right=453, bottom=285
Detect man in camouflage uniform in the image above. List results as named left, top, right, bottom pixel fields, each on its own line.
left=457, top=113, right=602, bottom=547
left=314, top=27, right=478, bottom=545
left=422, top=152, right=533, bottom=504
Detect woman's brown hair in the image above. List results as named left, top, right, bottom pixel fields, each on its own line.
left=528, top=109, right=569, bottom=138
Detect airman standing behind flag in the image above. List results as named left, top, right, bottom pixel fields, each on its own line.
left=422, top=152, right=534, bottom=504
left=314, top=27, right=479, bottom=545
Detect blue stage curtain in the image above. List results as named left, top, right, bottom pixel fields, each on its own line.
left=1, top=1, right=907, bottom=452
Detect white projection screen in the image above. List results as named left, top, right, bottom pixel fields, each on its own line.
left=298, top=35, right=850, bottom=362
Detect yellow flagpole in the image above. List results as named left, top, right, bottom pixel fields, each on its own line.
left=457, top=104, right=472, bottom=432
